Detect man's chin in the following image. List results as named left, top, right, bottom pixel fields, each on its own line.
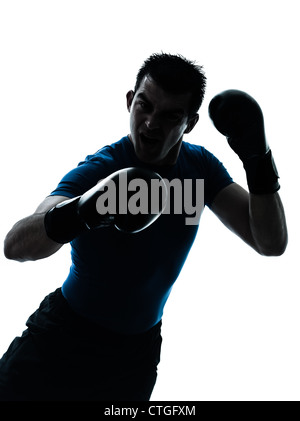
left=132, top=140, right=162, bottom=165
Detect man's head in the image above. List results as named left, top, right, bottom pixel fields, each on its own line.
left=134, top=53, right=206, bottom=118
left=127, top=53, right=206, bottom=166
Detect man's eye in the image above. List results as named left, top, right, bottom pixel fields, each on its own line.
left=138, top=101, right=148, bottom=109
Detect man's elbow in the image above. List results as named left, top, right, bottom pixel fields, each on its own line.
left=256, top=237, right=288, bottom=257
left=3, top=236, right=23, bottom=262
left=4, top=231, right=34, bottom=262
left=4, top=233, right=13, bottom=259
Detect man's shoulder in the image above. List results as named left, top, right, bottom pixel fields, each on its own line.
left=77, top=135, right=134, bottom=170
left=89, top=135, right=131, bottom=161
left=180, top=140, right=229, bottom=177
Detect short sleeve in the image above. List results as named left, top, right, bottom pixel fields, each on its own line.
left=203, top=149, right=234, bottom=208
left=49, top=136, right=135, bottom=198
left=49, top=151, right=120, bottom=198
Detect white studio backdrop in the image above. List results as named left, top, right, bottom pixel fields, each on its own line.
left=0, top=0, right=299, bottom=401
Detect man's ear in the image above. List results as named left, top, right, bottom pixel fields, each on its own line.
left=184, top=114, right=199, bottom=134
left=126, top=90, right=135, bottom=112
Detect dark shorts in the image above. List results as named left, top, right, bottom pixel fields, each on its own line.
left=0, top=288, right=162, bottom=401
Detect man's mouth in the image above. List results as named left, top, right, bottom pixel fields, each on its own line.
left=140, top=133, right=160, bottom=145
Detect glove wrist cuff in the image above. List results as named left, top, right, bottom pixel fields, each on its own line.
left=243, top=150, right=280, bottom=194
left=44, top=196, right=88, bottom=244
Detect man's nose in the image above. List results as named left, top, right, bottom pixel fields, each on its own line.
left=145, top=113, right=160, bottom=130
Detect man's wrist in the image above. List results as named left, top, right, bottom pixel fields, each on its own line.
left=243, top=150, right=280, bottom=194
left=44, top=196, right=88, bottom=244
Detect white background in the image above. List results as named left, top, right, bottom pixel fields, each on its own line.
left=0, top=0, right=299, bottom=401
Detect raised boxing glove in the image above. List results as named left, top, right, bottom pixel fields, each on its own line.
left=208, top=89, right=280, bottom=194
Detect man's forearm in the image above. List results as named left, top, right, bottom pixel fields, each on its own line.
left=249, top=192, right=288, bottom=256
left=4, top=213, right=63, bottom=262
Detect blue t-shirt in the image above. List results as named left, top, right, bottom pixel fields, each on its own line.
left=50, top=135, right=233, bottom=333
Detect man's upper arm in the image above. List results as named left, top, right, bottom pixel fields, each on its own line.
left=210, top=182, right=256, bottom=250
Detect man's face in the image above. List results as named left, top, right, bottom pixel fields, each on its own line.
left=126, top=76, right=199, bottom=166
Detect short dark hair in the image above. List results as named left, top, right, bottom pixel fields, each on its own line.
left=134, top=53, right=207, bottom=117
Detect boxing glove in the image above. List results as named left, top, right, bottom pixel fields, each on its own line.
left=208, top=89, right=280, bottom=194
left=44, top=167, right=167, bottom=243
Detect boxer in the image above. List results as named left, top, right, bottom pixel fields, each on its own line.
left=1, top=53, right=287, bottom=401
